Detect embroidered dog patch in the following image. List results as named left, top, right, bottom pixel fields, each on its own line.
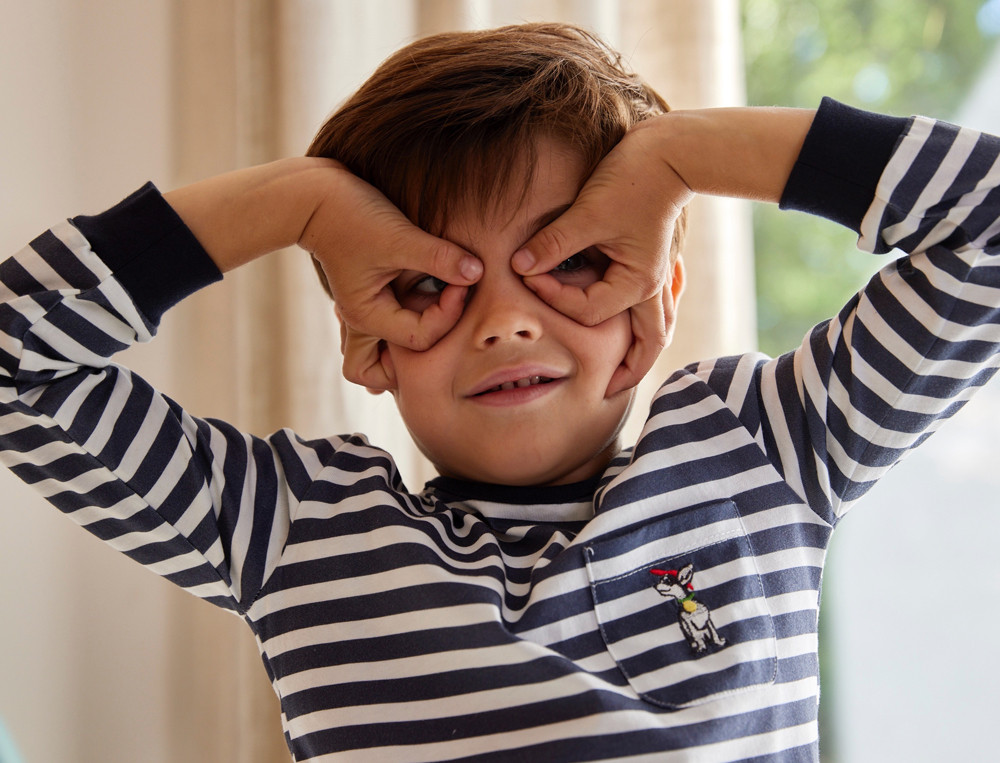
left=650, top=564, right=727, bottom=654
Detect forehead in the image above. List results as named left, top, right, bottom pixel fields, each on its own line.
left=442, top=139, right=587, bottom=254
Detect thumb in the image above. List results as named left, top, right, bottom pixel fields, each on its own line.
left=398, top=225, right=483, bottom=285
left=511, top=204, right=596, bottom=276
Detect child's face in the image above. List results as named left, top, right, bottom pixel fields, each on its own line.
left=380, top=139, right=635, bottom=486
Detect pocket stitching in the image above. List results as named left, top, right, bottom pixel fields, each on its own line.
left=586, top=526, right=742, bottom=586
left=584, top=511, right=778, bottom=710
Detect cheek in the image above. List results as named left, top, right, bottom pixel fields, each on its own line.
left=386, top=344, right=452, bottom=406
left=579, top=314, right=633, bottom=372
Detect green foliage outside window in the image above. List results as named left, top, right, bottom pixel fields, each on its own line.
left=743, top=0, right=999, bottom=356
left=744, top=5, right=998, bottom=758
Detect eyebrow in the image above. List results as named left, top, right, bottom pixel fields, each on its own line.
left=521, top=203, right=572, bottom=244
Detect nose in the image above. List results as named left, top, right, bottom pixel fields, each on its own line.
left=467, top=269, right=543, bottom=347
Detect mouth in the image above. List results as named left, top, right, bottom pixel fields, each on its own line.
left=475, top=375, right=554, bottom=395
left=466, top=366, right=566, bottom=403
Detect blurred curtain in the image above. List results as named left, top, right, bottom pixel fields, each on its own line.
left=0, top=1, right=751, bottom=761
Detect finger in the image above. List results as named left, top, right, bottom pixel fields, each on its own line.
left=389, top=225, right=482, bottom=286
left=605, top=291, right=668, bottom=397
left=340, top=287, right=465, bottom=387
left=340, top=326, right=393, bottom=391
left=344, top=284, right=468, bottom=352
left=512, top=204, right=600, bottom=277
left=524, top=262, right=661, bottom=326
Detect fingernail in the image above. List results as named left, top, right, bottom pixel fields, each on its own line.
left=460, top=255, right=483, bottom=281
left=512, top=248, right=535, bottom=273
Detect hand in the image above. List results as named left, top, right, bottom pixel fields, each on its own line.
left=166, top=158, right=482, bottom=352
left=511, top=116, right=692, bottom=327
left=299, top=163, right=482, bottom=352
left=606, top=256, right=685, bottom=398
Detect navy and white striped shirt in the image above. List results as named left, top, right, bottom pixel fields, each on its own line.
left=2, top=99, right=998, bottom=761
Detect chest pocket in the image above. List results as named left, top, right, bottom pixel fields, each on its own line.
left=584, top=500, right=776, bottom=709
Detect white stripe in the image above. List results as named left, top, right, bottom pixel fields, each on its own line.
left=859, top=117, right=935, bottom=252
left=305, top=677, right=822, bottom=762
left=81, top=370, right=134, bottom=455
left=259, top=601, right=500, bottom=658
left=116, top=398, right=172, bottom=481
left=276, top=641, right=543, bottom=696
left=586, top=515, right=744, bottom=583
left=50, top=221, right=112, bottom=280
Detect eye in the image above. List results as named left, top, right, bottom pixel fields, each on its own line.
left=549, top=248, right=609, bottom=286
left=412, top=275, right=448, bottom=296
left=552, top=253, right=590, bottom=273
left=392, top=272, right=448, bottom=312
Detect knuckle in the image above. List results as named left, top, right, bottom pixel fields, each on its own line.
left=578, top=304, right=606, bottom=326
left=428, top=241, right=460, bottom=280
left=408, top=333, right=435, bottom=352
left=342, top=364, right=366, bottom=386
left=629, top=271, right=662, bottom=302
left=533, top=225, right=571, bottom=262
left=406, top=319, right=443, bottom=352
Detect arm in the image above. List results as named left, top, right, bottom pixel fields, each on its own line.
left=164, top=157, right=482, bottom=350
left=522, top=97, right=1000, bottom=518
left=700, top=99, right=1000, bottom=520
left=1, top=185, right=251, bottom=610
left=0, top=160, right=473, bottom=610
left=778, top=100, right=999, bottom=518
left=638, top=106, right=816, bottom=202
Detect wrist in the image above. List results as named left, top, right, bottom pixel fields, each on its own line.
left=164, top=157, right=341, bottom=273
left=652, top=107, right=815, bottom=203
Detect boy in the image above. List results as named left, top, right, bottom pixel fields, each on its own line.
left=1, top=21, right=998, bottom=763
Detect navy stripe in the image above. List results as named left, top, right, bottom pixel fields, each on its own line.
left=0, top=419, right=74, bottom=452
left=268, top=621, right=512, bottom=676
left=29, top=229, right=101, bottom=289
left=885, top=121, right=959, bottom=223
left=94, top=376, right=156, bottom=469
left=299, top=693, right=820, bottom=757
left=71, top=183, right=222, bottom=324
left=283, top=654, right=579, bottom=719
left=0, top=256, right=46, bottom=296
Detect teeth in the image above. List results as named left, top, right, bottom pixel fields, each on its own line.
left=489, top=376, right=549, bottom=393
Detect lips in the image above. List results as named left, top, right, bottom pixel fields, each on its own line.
left=478, top=375, right=553, bottom=395
left=467, top=366, right=565, bottom=399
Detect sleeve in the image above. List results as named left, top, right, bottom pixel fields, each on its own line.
left=0, top=184, right=355, bottom=613
left=738, top=98, right=1000, bottom=523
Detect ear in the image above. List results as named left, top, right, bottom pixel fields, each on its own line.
left=336, top=306, right=397, bottom=393
left=663, top=255, right=685, bottom=345
left=677, top=563, right=694, bottom=584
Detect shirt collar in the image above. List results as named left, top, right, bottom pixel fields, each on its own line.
left=424, top=475, right=600, bottom=523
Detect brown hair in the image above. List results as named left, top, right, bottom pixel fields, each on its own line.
left=307, top=22, right=687, bottom=296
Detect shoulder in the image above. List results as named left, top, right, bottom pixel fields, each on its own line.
left=650, top=353, right=771, bottom=415
left=260, top=427, right=416, bottom=506
left=630, top=353, right=773, bottom=456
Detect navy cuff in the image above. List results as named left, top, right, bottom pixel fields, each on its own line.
left=780, top=97, right=912, bottom=232
left=71, top=182, right=222, bottom=324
